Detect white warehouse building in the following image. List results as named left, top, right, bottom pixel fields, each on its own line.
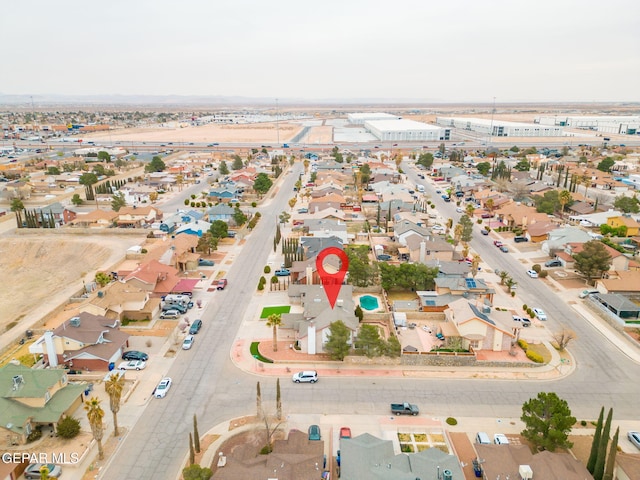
left=365, top=119, right=450, bottom=142
left=347, top=112, right=401, bottom=124
left=535, top=115, right=640, bottom=135
left=436, top=117, right=564, bottom=137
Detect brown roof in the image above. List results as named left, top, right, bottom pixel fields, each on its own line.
left=598, top=270, right=640, bottom=292
left=616, top=453, right=640, bottom=479
left=53, top=312, right=129, bottom=361
left=124, top=259, right=179, bottom=287
left=71, top=209, right=119, bottom=223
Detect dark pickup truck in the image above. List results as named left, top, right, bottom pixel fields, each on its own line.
left=390, top=402, right=419, bottom=416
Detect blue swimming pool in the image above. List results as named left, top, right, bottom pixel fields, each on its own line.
left=360, top=295, right=380, bottom=311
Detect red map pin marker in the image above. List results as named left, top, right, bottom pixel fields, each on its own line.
left=315, top=247, right=349, bottom=309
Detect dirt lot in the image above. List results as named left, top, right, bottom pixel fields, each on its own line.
left=0, top=233, right=146, bottom=335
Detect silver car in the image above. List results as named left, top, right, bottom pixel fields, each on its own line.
left=628, top=431, right=640, bottom=449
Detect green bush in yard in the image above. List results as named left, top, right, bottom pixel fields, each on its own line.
left=57, top=416, right=81, bottom=439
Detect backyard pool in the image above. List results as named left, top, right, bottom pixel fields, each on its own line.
left=360, top=295, right=380, bottom=311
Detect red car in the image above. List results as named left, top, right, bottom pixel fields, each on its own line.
left=493, top=241, right=503, bottom=248
left=217, top=279, right=228, bottom=290
left=340, top=427, right=352, bottom=439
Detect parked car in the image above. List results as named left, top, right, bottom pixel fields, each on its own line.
left=292, top=370, right=318, bottom=383
left=480, top=229, right=489, bottom=235
left=533, top=308, right=547, bottom=321
left=297, top=208, right=309, bottom=214
left=494, top=433, right=510, bottom=445
left=198, top=258, right=215, bottom=266
left=493, top=240, right=503, bottom=247
left=122, top=350, right=148, bottom=361
left=275, top=269, right=291, bottom=276
left=163, top=303, right=187, bottom=313
left=308, top=424, right=321, bottom=441
left=189, top=319, right=203, bottom=334
left=217, top=279, right=228, bottom=290
left=456, top=207, right=463, bottom=213
left=527, top=270, right=539, bottom=278
left=160, top=309, right=181, bottom=319
left=514, top=236, right=529, bottom=243
left=544, top=259, right=562, bottom=267
left=182, top=335, right=195, bottom=350
left=118, top=360, right=146, bottom=370
left=154, top=377, right=172, bottom=398
left=377, top=254, right=392, bottom=261
left=500, top=246, right=509, bottom=253
left=24, top=464, right=62, bottom=479
left=481, top=213, right=494, bottom=218
left=628, top=431, right=640, bottom=450
left=340, top=427, right=352, bottom=439
left=512, top=316, right=531, bottom=327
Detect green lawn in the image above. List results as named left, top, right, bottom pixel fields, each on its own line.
left=260, top=306, right=291, bottom=318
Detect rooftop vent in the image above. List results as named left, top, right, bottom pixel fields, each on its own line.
left=69, top=317, right=81, bottom=327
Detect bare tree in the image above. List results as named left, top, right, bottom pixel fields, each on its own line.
left=553, top=329, right=576, bottom=351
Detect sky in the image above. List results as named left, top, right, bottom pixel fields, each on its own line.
left=2, top=0, right=639, bottom=102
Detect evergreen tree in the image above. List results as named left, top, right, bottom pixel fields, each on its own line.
left=189, top=433, right=195, bottom=465
left=587, top=407, right=605, bottom=473
left=193, top=414, right=200, bottom=453
left=593, top=408, right=613, bottom=480
left=603, top=427, right=619, bottom=480
left=256, top=381, right=262, bottom=417
left=276, top=379, right=282, bottom=420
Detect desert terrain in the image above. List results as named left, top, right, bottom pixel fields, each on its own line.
left=0, top=234, right=146, bottom=334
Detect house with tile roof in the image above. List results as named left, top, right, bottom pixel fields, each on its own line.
left=123, top=259, right=181, bottom=296
left=303, top=219, right=349, bottom=244
left=443, top=298, right=517, bottom=352
left=29, top=312, right=130, bottom=371
left=404, top=234, right=455, bottom=263
left=70, top=209, right=119, bottom=227
left=0, top=364, right=85, bottom=445
left=541, top=226, right=594, bottom=255
left=81, top=280, right=157, bottom=321
left=116, top=206, right=160, bottom=227
left=309, top=192, right=346, bottom=212
left=596, top=271, right=640, bottom=295
left=615, top=452, right=640, bottom=480
left=282, top=285, right=358, bottom=355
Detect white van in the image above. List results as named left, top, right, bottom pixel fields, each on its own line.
left=476, top=432, right=491, bottom=444
left=163, top=294, right=190, bottom=305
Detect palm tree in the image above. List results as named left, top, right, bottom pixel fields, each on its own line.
left=559, top=189, right=572, bottom=218
left=85, top=397, right=105, bottom=460
left=266, top=313, right=282, bottom=352
left=485, top=198, right=495, bottom=216
left=105, top=373, right=124, bottom=436
left=465, top=203, right=475, bottom=217
left=453, top=224, right=463, bottom=252
left=38, top=464, right=50, bottom=480
left=499, top=270, right=510, bottom=285
left=461, top=243, right=470, bottom=260
left=505, top=277, right=517, bottom=293
left=445, top=218, right=453, bottom=236
left=581, top=175, right=591, bottom=200
left=471, top=254, right=481, bottom=278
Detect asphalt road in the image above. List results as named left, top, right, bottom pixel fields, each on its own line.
left=103, top=160, right=640, bottom=479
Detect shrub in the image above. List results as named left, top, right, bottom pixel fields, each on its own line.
left=57, top=416, right=81, bottom=439
left=26, top=427, right=42, bottom=443
left=446, top=417, right=458, bottom=425
left=522, top=304, right=528, bottom=311
left=184, top=199, right=190, bottom=206
left=141, top=248, right=147, bottom=254
left=539, top=270, right=548, bottom=278
left=526, top=350, right=544, bottom=363
left=259, top=276, right=266, bottom=285
left=264, top=266, right=271, bottom=274
left=581, top=420, right=587, bottom=426
left=518, top=339, right=529, bottom=350
left=251, top=202, right=257, bottom=207
left=476, top=219, right=483, bottom=224
left=257, top=282, right=264, bottom=291
left=532, top=264, right=542, bottom=273
left=270, top=276, right=279, bottom=284
left=511, top=291, right=516, bottom=297
left=260, top=445, right=272, bottom=455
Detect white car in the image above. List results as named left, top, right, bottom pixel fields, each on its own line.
left=533, top=308, right=547, bottom=321
left=292, top=370, right=318, bottom=383
left=182, top=334, right=194, bottom=350
left=526, top=270, right=539, bottom=278
left=154, top=377, right=172, bottom=398
left=494, top=433, right=510, bottom=445
left=118, top=360, right=146, bottom=370
left=456, top=207, right=463, bottom=213
left=432, top=225, right=444, bottom=231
